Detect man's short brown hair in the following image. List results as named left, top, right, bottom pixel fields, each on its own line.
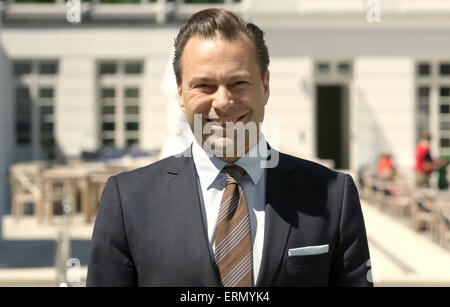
left=173, top=8, right=270, bottom=84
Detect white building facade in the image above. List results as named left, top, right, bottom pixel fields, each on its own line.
left=1, top=0, right=450, bottom=209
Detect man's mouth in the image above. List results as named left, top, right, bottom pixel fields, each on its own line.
left=206, top=113, right=247, bottom=127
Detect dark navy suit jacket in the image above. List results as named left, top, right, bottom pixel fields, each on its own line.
left=86, top=144, right=373, bottom=287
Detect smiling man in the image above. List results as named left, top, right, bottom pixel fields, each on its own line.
left=87, top=8, right=373, bottom=287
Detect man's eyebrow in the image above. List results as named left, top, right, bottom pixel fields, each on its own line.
left=228, top=72, right=251, bottom=80
left=188, top=73, right=251, bottom=87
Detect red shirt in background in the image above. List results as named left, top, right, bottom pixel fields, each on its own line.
left=415, top=143, right=432, bottom=174
left=377, top=157, right=393, bottom=176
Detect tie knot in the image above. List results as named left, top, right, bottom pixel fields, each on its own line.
left=221, top=165, right=246, bottom=185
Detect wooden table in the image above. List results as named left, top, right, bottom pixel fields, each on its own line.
left=41, top=163, right=107, bottom=223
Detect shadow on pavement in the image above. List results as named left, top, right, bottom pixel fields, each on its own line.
left=0, top=240, right=90, bottom=268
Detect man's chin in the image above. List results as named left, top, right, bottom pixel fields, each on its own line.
left=203, top=136, right=247, bottom=159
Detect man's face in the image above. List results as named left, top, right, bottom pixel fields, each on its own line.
left=177, top=33, right=270, bottom=162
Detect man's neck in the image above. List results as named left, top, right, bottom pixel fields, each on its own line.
left=207, top=136, right=261, bottom=164
left=194, top=134, right=264, bottom=164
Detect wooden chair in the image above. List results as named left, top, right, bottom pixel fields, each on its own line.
left=384, top=175, right=414, bottom=217
left=410, top=194, right=435, bottom=232
left=360, top=169, right=375, bottom=201
left=41, top=170, right=78, bottom=223
left=387, top=190, right=412, bottom=217
left=372, top=177, right=390, bottom=211
left=10, top=163, right=45, bottom=223
left=433, top=201, right=450, bottom=249
left=64, top=162, right=106, bottom=223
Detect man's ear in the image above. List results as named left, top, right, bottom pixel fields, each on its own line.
left=177, top=80, right=186, bottom=113
left=263, top=70, right=270, bottom=106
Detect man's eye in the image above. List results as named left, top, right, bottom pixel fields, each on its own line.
left=234, top=81, right=248, bottom=87
left=196, top=84, right=210, bottom=88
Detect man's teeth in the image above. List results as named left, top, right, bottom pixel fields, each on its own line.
left=219, top=120, right=236, bottom=125
left=211, top=118, right=239, bottom=125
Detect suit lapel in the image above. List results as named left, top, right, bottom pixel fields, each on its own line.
left=256, top=149, right=296, bottom=287
left=167, top=145, right=221, bottom=286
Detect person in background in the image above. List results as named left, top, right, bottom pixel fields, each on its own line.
left=415, top=130, right=448, bottom=187
left=377, top=152, right=396, bottom=181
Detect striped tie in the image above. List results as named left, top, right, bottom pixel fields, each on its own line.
left=214, top=164, right=253, bottom=287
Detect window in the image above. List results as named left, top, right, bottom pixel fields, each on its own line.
left=100, top=63, right=117, bottom=75
left=315, top=60, right=353, bottom=78
left=102, top=122, right=115, bottom=131
left=125, top=105, right=139, bottom=114
left=13, top=60, right=58, bottom=161
left=416, top=61, right=432, bottom=144
left=440, top=86, right=450, bottom=152
left=440, top=121, right=450, bottom=131
left=316, top=62, right=330, bottom=74
left=416, top=86, right=430, bottom=141
left=417, top=63, right=431, bottom=77
left=126, top=122, right=139, bottom=131
left=417, top=60, right=450, bottom=155
left=14, top=62, right=32, bottom=77
left=38, top=86, right=55, bottom=158
left=15, top=87, right=32, bottom=146
left=125, top=88, right=139, bottom=98
left=125, top=62, right=143, bottom=75
left=337, top=62, right=351, bottom=74
left=39, top=88, right=54, bottom=98
left=39, top=61, right=58, bottom=75
left=442, top=87, right=450, bottom=97
left=100, top=87, right=116, bottom=147
left=102, top=105, right=115, bottom=115
left=101, top=88, right=115, bottom=99
left=440, top=63, right=450, bottom=77
left=98, top=60, right=143, bottom=149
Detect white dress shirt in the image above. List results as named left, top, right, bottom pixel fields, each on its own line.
left=192, top=133, right=268, bottom=286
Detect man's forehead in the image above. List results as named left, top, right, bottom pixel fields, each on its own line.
left=183, top=32, right=253, bottom=55
left=186, top=31, right=249, bottom=44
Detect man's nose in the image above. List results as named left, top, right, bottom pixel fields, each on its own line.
left=212, top=85, right=234, bottom=112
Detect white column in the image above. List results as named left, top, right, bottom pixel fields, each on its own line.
left=241, top=0, right=253, bottom=21
left=156, top=0, right=167, bottom=24
left=159, top=47, right=193, bottom=159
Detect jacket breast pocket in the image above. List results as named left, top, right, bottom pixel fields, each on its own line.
left=287, top=252, right=330, bottom=267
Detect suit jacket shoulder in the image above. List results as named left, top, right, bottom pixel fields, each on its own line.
left=272, top=151, right=351, bottom=208
left=279, top=151, right=342, bottom=179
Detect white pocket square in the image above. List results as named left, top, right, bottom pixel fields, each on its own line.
left=288, top=244, right=329, bottom=257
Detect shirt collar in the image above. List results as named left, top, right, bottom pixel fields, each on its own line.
left=192, top=132, right=268, bottom=190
